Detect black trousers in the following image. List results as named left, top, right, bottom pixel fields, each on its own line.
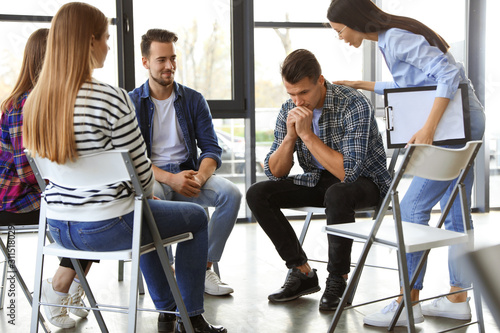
left=0, top=210, right=93, bottom=270
left=246, top=171, right=380, bottom=276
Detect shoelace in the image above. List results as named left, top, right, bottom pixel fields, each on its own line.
left=206, top=271, right=224, bottom=285
left=323, top=276, right=344, bottom=296
left=430, top=297, right=443, bottom=307
left=70, top=284, right=85, bottom=306
left=282, top=273, right=301, bottom=289
left=381, top=300, right=398, bottom=314
left=57, top=296, right=71, bottom=317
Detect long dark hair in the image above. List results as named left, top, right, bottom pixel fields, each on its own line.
left=327, top=0, right=449, bottom=53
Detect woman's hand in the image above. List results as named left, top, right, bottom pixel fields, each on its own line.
left=407, top=125, right=435, bottom=145
left=333, top=80, right=375, bottom=91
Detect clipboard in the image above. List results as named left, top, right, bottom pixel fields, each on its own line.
left=384, top=83, right=470, bottom=148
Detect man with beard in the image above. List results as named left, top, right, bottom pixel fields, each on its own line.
left=129, top=29, right=241, bottom=302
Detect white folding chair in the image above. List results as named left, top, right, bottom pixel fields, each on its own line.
left=283, top=148, right=401, bottom=295
left=27, top=150, right=195, bottom=333
left=324, top=141, right=485, bottom=333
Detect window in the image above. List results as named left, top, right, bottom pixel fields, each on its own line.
left=132, top=0, right=232, bottom=101
left=486, top=0, right=500, bottom=207
left=0, top=1, right=118, bottom=102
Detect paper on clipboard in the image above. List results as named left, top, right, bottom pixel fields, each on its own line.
left=384, top=84, right=470, bottom=148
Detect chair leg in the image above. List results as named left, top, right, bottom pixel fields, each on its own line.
left=70, top=258, right=108, bottom=333
left=142, top=204, right=194, bottom=333
left=31, top=223, right=48, bottom=333
left=472, top=284, right=485, bottom=333
left=388, top=191, right=416, bottom=333
left=118, top=260, right=124, bottom=282
left=0, top=259, right=6, bottom=309
left=4, top=228, right=52, bottom=333
left=138, top=273, right=145, bottom=295
left=213, top=262, right=220, bottom=278
left=285, top=212, right=314, bottom=284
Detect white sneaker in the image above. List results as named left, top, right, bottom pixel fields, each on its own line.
left=204, top=269, right=234, bottom=296
left=364, top=300, right=424, bottom=327
left=41, top=279, right=76, bottom=328
left=422, top=297, right=472, bottom=320
left=68, top=280, right=89, bottom=318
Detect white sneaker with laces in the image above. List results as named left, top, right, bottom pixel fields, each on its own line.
left=68, top=280, right=89, bottom=318
left=364, top=300, right=424, bottom=327
left=422, top=296, right=472, bottom=320
left=204, top=269, right=234, bottom=296
left=41, top=279, right=76, bottom=328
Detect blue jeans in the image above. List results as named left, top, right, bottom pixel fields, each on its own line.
left=47, top=199, right=208, bottom=316
left=403, top=100, right=485, bottom=290
left=154, top=173, right=241, bottom=263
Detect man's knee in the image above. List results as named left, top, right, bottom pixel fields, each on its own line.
left=210, top=176, right=242, bottom=203
left=324, top=184, right=355, bottom=210
left=246, top=181, right=267, bottom=210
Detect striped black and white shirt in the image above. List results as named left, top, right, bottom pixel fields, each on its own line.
left=45, top=79, right=154, bottom=221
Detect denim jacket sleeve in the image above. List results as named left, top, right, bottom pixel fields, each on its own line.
left=188, top=92, right=222, bottom=169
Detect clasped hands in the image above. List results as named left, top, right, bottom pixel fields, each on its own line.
left=170, top=170, right=204, bottom=198
left=286, top=106, right=314, bottom=140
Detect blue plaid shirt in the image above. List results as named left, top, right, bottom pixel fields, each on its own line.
left=264, top=81, right=391, bottom=198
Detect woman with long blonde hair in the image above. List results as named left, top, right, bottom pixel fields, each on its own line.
left=1, top=27, right=94, bottom=329
left=24, top=3, right=225, bottom=332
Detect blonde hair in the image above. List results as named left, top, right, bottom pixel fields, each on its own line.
left=23, top=2, right=108, bottom=163
left=1, top=28, right=49, bottom=114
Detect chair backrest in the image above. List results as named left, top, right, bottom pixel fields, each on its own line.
left=26, top=150, right=144, bottom=196
left=403, top=140, right=482, bottom=181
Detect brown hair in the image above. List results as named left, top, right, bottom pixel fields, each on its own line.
left=23, top=2, right=108, bottom=163
left=141, top=29, right=178, bottom=58
left=1, top=28, right=49, bottom=113
left=281, top=49, right=322, bottom=84
left=327, top=0, right=449, bottom=53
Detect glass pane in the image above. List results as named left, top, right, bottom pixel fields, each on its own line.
left=0, top=22, right=50, bottom=102
left=213, top=119, right=250, bottom=218
left=486, top=0, right=500, bottom=207
left=0, top=0, right=116, bottom=17
left=132, top=0, right=232, bottom=100
left=254, top=28, right=363, bottom=109
left=379, top=0, right=467, bottom=82
left=93, top=25, right=119, bottom=86
left=254, top=27, right=364, bottom=178
left=0, top=22, right=119, bottom=103
left=254, top=0, right=331, bottom=23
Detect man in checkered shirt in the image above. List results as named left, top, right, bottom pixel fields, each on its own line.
left=247, top=49, right=391, bottom=312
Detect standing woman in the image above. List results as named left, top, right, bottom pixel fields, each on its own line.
left=327, top=0, right=485, bottom=327
left=23, top=3, right=225, bottom=333
left=1, top=28, right=93, bottom=329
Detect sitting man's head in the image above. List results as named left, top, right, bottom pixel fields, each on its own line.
left=281, top=49, right=326, bottom=110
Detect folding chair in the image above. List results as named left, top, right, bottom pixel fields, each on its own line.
left=27, top=150, right=195, bottom=333
left=323, top=141, right=484, bottom=333
left=283, top=148, right=401, bottom=288
left=0, top=225, right=51, bottom=333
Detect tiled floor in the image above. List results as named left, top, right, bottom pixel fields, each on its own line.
left=1, top=211, right=500, bottom=332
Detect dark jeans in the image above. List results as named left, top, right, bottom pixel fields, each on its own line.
left=246, top=171, right=380, bottom=276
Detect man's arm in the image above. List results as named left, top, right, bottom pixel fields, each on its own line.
left=195, top=157, right=217, bottom=187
